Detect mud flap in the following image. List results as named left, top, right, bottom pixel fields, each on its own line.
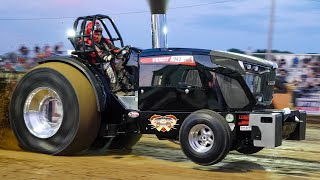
left=249, top=113, right=283, bottom=148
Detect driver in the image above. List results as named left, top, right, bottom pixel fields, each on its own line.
left=84, top=21, right=118, bottom=63
left=81, top=21, right=133, bottom=95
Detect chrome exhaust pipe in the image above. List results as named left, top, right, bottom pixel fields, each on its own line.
left=148, top=0, right=168, bottom=48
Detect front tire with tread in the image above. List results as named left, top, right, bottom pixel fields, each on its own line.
left=179, top=110, right=231, bottom=166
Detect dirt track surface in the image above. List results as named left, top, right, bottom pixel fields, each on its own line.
left=0, top=125, right=319, bottom=180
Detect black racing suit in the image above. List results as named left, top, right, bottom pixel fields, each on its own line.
left=80, top=37, right=132, bottom=93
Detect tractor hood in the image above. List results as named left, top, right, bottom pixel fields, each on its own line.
left=210, top=50, right=278, bottom=69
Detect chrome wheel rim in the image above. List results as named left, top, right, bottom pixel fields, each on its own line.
left=23, top=87, right=63, bottom=138
left=188, top=124, right=214, bottom=153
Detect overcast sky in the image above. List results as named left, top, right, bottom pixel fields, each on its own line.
left=0, top=0, right=319, bottom=55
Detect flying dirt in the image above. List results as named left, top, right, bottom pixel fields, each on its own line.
left=0, top=81, right=20, bottom=151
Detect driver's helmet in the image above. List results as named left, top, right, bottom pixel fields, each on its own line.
left=86, top=21, right=103, bottom=42
left=85, top=21, right=103, bottom=35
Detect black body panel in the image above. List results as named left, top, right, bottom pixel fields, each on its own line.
left=138, top=50, right=256, bottom=112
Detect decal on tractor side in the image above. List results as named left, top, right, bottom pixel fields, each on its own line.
left=140, top=55, right=196, bottom=66
left=238, top=114, right=249, bottom=126
left=148, top=114, right=179, bottom=132
left=128, top=111, right=140, bottom=118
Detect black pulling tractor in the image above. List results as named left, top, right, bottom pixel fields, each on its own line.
left=9, top=15, right=306, bottom=165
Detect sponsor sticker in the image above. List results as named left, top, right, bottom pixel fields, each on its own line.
left=149, top=114, right=179, bottom=132
left=225, top=114, right=234, bottom=122
left=140, top=56, right=196, bottom=66
left=240, top=126, right=252, bottom=131
left=228, top=123, right=235, bottom=131
left=238, top=114, right=249, bottom=126
left=128, top=111, right=139, bottom=118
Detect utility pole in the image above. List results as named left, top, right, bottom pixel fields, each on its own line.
left=267, top=0, right=276, bottom=61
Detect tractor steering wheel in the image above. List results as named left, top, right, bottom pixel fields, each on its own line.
left=116, top=45, right=131, bottom=61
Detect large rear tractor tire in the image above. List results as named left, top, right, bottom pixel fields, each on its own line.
left=9, top=62, right=100, bottom=155
left=179, top=110, right=231, bottom=166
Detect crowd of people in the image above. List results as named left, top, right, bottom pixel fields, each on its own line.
left=271, top=55, right=320, bottom=97
left=267, top=54, right=320, bottom=115
left=0, top=43, right=64, bottom=72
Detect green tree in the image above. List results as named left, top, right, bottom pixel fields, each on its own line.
left=227, top=48, right=245, bottom=54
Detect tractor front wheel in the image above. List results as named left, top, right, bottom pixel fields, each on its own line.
left=179, top=110, right=231, bottom=165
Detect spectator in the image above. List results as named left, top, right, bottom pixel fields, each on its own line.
left=303, top=57, right=311, bottom=65
left=34, top=45, right=45, bottom=60
left=19, top=44, right=29, bottom=58
left=277, top=68, right=288, bottom=83
left=34, top=45, right=40, bottom=54
left=44, top=44, right=52, bottom=57
left=292, top=56, right=299, bottom=68
left=54, top=43, right=63, bottom=55
left=278, top=57, right=286, bottom=68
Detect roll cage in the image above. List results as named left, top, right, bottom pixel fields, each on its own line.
left=69, top=14, right=124, bottom=59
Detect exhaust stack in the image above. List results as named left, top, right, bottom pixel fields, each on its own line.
left=148, top=0, right=168, bottom=48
